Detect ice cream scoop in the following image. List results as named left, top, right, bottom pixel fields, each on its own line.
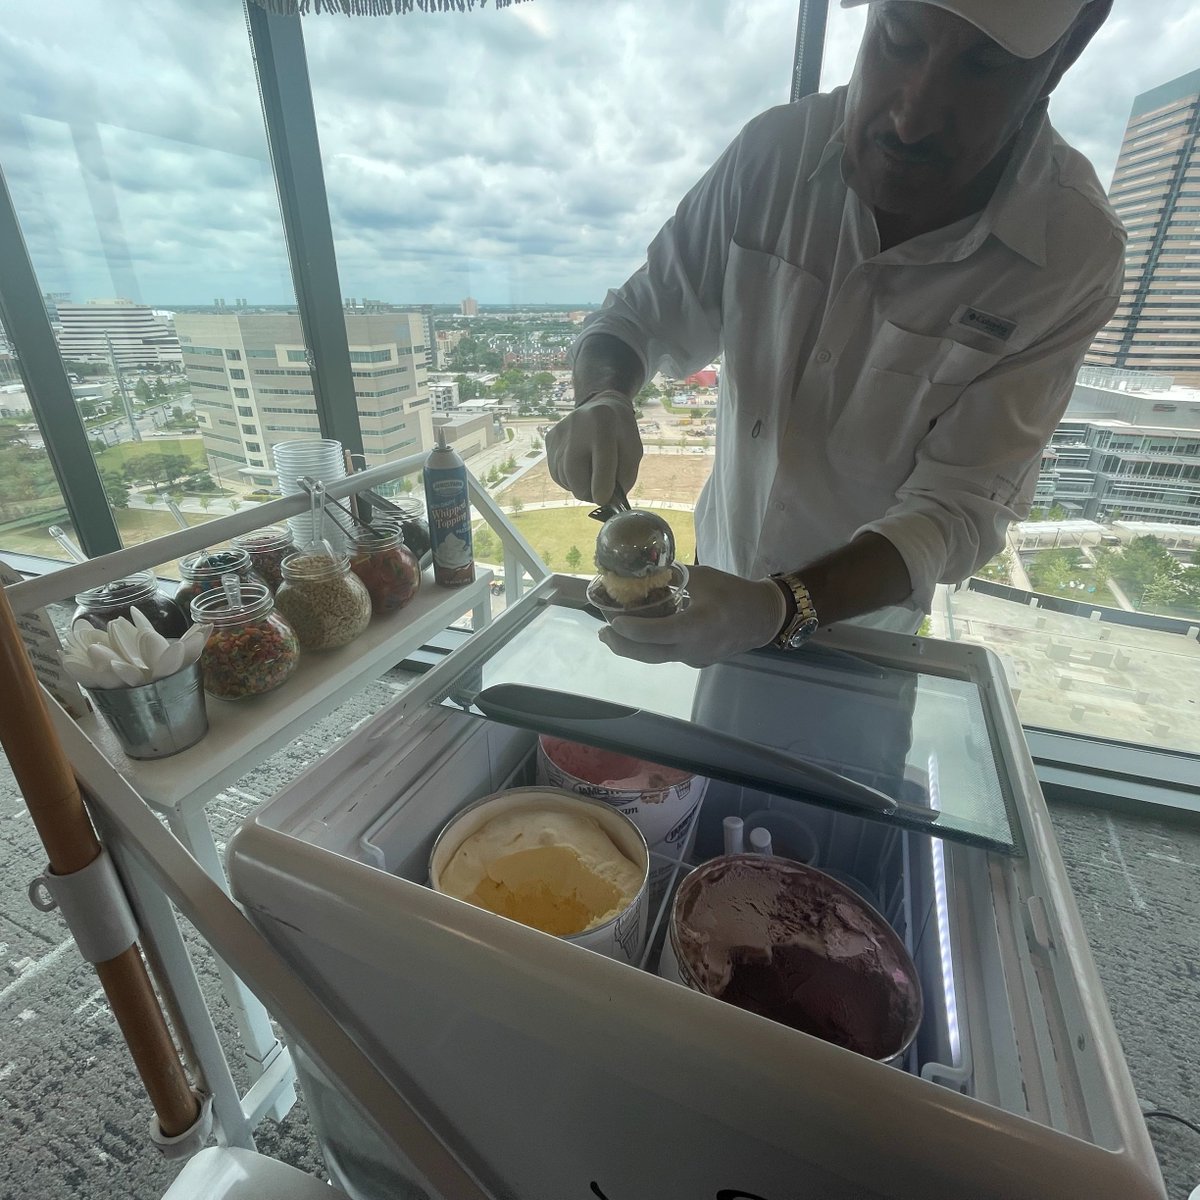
left=594, top=509, right=676, bottom=579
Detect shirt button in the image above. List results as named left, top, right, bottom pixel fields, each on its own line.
left=774, top=501, right=786, bottom=512
left=815, top=349, right=831, bottom=364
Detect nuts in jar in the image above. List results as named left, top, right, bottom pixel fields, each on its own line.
left=274, top=552, right=372, bottom=650
left=232, top=525, right=294, bottom=593
left=349, top=522, right=422, bottom=614
left=190, top=581, right=299, bottom=700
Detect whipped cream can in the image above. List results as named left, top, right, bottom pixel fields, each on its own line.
left=423, top=430, right=475, bottom=587
left=429, top=787, right=649, bottom=964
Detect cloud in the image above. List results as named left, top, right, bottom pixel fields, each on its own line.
left=0, top=0, right=1193, bottom=305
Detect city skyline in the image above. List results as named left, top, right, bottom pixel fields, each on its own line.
left=2, top=1, right=1199, bottom=306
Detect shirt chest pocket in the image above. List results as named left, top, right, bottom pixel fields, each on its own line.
left=722, top=240, right=825, bottom=443
left=829, top=321, right=1003, bottom=475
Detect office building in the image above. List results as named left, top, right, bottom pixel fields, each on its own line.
left=460, top=296, right=478, bottom=317
left=56, top=299, right=182, bottom=369
left=1086, top=67, right=1200, bottom=384
left=1035, top=368, right=1200, bottom=523
left=175, top=311, right=435, bottom=486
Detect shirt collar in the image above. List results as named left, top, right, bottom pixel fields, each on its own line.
left=815, top=102, right=1051, bottom=269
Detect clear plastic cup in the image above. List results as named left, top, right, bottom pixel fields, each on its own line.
left=586, top=562, right=689, bottom=623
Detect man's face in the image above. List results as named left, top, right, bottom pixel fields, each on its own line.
left=843, top=2, right=1066, bottom=223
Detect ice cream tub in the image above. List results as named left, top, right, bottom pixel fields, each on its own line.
left=659, top=855, right=923, bottom=1063
left=536, top=736, right=707, bottom=882
left=429, top=787, right=649, bottom=964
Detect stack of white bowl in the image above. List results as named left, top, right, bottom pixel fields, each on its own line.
left=272, top=439, right=348, bottom=553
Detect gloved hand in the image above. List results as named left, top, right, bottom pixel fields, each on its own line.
left=599, top=565, right=788, bottom=668
left=546, top=390, right=643, bottom=504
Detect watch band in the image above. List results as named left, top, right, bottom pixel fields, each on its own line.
left=769, top=572, right=820, bottom=650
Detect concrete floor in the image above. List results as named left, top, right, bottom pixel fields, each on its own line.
left=1, top=672, right=1199, bottom=1198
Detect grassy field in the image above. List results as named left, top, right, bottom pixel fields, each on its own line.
left=2, top=507, right=219, bottom=567
left=504, top=452, right=715, bottom=510
left=95, top=437, right=207, bottom=473
left=476, top=504, right=697, bottom=573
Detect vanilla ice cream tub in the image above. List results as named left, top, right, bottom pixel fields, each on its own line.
left=429, top=787, right=649, bottom=964
left=536, top=736, right=707, bottom=887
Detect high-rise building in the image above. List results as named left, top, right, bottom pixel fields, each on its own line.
left=175, top=311, right=435, bottom=486
left=56, top=299, right=182, bottom=369
left=460, top=297, right=478, bottom=317
left=1086, top=67, right=1200, bottom=384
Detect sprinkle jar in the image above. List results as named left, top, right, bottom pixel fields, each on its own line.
left=232, top=525, right=294, bottom=593
left=176, top=549, right=266, bottom=622
left=189, top=582, right=299, bottom=700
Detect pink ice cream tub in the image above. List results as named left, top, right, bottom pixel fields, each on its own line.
left=536, top=736, right=708, bottom=882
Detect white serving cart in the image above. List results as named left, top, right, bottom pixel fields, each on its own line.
left=5, top=453, right=544, bottom=1154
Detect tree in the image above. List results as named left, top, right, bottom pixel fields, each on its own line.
left=134, top=378, right=152, bottom=403
left=99, top=468, right=130, bottom=509
left=511, top=496, right=524, bottom=514
left=474, top=526, right=497, bottom=560
left=531, top=436, right=541, bottom=451
left=541, top=548, right=554, bottom=568
left=228, top=496, right=242, bottom=513
left=506, top=427, right=515, bottom=442
left=1047, top=503, right=1068, bottom=521
left=153, top=378, right=170, bottom=401
left=143, top=489, right=161, bottom=508
left=565, top=545, right=583, bottom=572
left=198, top=496, right=212, bottom=513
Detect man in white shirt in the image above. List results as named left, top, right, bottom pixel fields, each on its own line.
left=548, top=0, right=1124, bottom=666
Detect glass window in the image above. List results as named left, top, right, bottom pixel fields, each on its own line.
left=0, top=0, right=314, bottom=545
left=0, top=402, right=77, bottom=562
left=233, top=387, right=250, bottom=398
left=229, top=368, right=246, bottom=380
left=286, top=349, right=309, bottom=362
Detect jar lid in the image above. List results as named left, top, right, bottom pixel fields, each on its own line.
left=350, top=521, right=402, bottom=550
left=180, top=548, right=252, bottom=580
left=280, top=551, right=351, bottom=580
left=76, top=570, right=158, bottom=608
left=232, top=525, right=293, bottom=552
left=190, top=581, right=274, bottom=625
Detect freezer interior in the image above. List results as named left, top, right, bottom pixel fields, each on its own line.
left=356, top=708, right=961, bottom=1082
left=229, top=582, right=1161, bottom=1198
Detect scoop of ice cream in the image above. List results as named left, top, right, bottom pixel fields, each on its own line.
left=594, top=509, right=676, bottom=578
left=440, top=807, right=643, bottom=937
left=674, top=856, right=921, bottom=1059
left=597, top=566, right=674, bottom=608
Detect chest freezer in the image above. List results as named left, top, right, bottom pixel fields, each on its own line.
left=227, top=574, right=1164, bottom=1200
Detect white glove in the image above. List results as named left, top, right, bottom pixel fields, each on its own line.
left=599, top=565, right=788, bottom=668
left=546, top=391, right=643, bottom=504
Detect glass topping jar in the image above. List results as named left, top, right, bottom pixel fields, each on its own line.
left=389, top=497, right=431, bottom=560
left=175, top=548, right=265, bottom=622
left=190, top=582, right=300, bottom=700
left=349, top=523, right=422, bottom=615
left=274, top=552, right=372, bottom=651
left=73, top=570, right=187, bottom=638
left=231, top=525, right=294, bottom=593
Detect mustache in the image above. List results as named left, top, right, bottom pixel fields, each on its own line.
left=873, top=131, right=948, bottom=167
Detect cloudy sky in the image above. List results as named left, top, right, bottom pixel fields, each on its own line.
left=1, top=0, right=1198, bottom=308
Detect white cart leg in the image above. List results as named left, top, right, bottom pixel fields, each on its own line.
left=165, top=803, right=297, bottom=1124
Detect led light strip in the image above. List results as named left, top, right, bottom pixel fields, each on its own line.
left=928, top=752, right=961, bottom=1065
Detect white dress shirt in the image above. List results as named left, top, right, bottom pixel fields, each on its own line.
left=574, top=88, right=1125, bottom=632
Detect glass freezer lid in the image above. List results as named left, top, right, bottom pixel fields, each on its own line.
left=439, top=580, right=1019, bottom=853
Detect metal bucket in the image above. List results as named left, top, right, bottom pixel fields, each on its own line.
left=85, top=661, right=208, bottom=760
left=659, top=855, right=923, bottom=1063
left=429, top=787, right=649, bottom=964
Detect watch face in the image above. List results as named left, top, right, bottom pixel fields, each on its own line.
left=787, top=616, right=820, bottom=648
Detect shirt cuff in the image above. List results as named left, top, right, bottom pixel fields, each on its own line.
left=569, top=306, right=651, bottom=381
left=852, top=512, right=944, bottom=614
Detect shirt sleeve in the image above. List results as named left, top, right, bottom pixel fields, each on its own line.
left=855, top=245, right=1125, bottom=614
left=569, top=126, right=750, bottom=382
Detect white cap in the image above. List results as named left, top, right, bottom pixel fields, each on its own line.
left=841, top=0, right=1091, bottom=59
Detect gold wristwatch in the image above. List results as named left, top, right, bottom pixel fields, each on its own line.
left=769, top=571, right=820, bottom=650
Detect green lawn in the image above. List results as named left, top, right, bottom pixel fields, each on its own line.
left=475, top=504, right=697, bottom=573
left=95, top=437, right=207, bottom=473
left=2, top=507, right=218, bottom=565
